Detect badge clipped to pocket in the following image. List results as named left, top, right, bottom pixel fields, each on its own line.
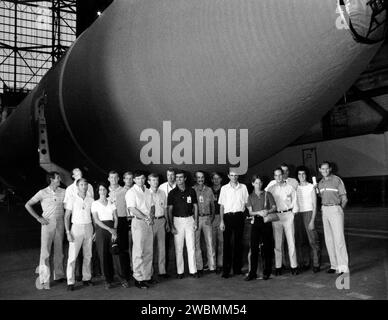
left=187, top=196, right=192, bottom=204
left=199, top=195, right=204, bottom=203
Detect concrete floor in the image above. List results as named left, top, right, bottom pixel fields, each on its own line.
left=0, top=205, right=387, bottom=300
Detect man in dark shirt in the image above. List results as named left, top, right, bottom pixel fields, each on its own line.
left=168, top=170, right=199, bottom=278
left=211, top=172, right=223, bottom=273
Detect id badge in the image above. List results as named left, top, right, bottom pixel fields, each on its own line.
left=187, top=196, right=192, bottom=204
left=199, top=195, right=204, bottom=203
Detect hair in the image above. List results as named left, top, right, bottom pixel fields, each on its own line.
left=133, top=170, right=146, bottom=178
left=96, top=182, right=109, bottom=192
left=175, top=169, right=186, bottom=178
left=108, top=170, right=119, bottom=177
left=148, top=173, right=159, bottom=180
left=273, top=167, right=284, bottom=175
left=250, top=174, right=264, bottom=184
left=195, top=170, right=205, bottom=177
left=280, top=163, right=289, bottom=169
left=76, top=177, right=88, bottom=186
left=296, top=165, right=310, bottom=182
left=319, top=161, right=332, bottom=169
left=228, top=167, right=239, bottom=175
left=123, top=171, right=133, bottom=178
left=46, top=171, right=60, bottom=184
left=72, top=167, right=82, bottom=175
left=166, top=167, right=176, bottom=174
left=211, top=172, right=222, bottom=179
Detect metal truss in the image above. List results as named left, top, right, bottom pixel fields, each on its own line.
left=0, top=0, right=76, bottom=93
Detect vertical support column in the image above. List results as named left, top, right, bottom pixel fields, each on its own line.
left=34, top=92, right=72, bottom=185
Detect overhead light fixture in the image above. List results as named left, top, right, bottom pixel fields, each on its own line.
left=97, top=11, right=102, bottom=16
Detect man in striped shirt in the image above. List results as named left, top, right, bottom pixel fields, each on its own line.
left=318, top=161, right=349, bottom=274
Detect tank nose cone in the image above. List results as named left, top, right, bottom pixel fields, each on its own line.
left=338, top=0, right=387, bottom=43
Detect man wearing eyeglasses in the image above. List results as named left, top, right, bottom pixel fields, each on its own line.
left=218, top=168, right=249, bottom=278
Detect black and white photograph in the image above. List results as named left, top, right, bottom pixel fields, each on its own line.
left=0, top=0, right=387, bottom=308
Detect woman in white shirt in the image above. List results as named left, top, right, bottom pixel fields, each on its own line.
left=295, top=166, right=321, bottom=273
left=91, top=183, right=119, bottom=289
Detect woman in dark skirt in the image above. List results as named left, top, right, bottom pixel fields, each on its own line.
left=91, top=183, right=119, bottom=289
left=245, top=175, right=277, bottom=281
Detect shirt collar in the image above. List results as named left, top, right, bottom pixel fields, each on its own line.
left=109, top=185, right=122, bottom=192
left=149, top=188, right=159, bottom=194
left=228, top=182, right=240, bottom=189
left=194, top=184, right=207, bottom=191
left=133, top=184, right=146, bottom=192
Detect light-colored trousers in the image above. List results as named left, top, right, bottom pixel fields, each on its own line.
left=322, top=205, right=349, bottom=273
left=39, top=216, right=65, bottom=283
left=132, top=218, right=153, bottom=281
left=173, top=216, right=197, bottom=275
left=212, top=214, right=223, bottom=268
left=272, top=212, right=297, bottom=268
left=195, top=215, right=216, bottom=271
left=153, top=217, right=166, bottom=275
left=66, top=223, right=93, bottom=285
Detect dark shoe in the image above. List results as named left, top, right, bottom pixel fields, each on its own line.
left=203, top=265, right=209, bottom=271
left=120, top=280, right=130, bottom=288
left=208, top=269, right=216, bottom=274
left=189, top=273, right=199, bottom=278
left=327, top=268, right=336, bottom=274
left=302, top=265, right=310, bottom=271
left=158, top=274, right=170, bottom=279
left=221, top=273, right=230, bottom=279
left=244, top=274, right=256, bottom=281
left=104, top=282, right=114, bottom=290
left=313, top=266, right=321, bottom=273
left=54, top=278, right=66, bottom=283
left=216, top=267, right=222, bottom=274
left=176, top=273, right=184, bottom=279
left=275, top=268, right=282, bottom=276
left=83, top=280, right=94, bottom=286
left=263, top=274, right=271, bottom=280
left=197, top=270, right=204, bottom=276
left=233, top=270, right=243, bottom=275
left=67, top=284, right=74, bottom=291
left=291, top=268, right=299, bottom=275
left=135, top=281, right=149, bottom=289
left=146, top=278, right=158, bottom=285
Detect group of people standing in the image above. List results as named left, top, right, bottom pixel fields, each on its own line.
left=25, top=161, right=349, bottom=292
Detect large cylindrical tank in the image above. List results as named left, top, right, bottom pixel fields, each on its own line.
left=0, top=0, right=385, bottom=181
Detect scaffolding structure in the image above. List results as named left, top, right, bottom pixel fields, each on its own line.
left=0, top=0, right=77, bottom=94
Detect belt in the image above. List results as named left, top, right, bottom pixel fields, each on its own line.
left=225, top=211, right=243, bottom=215
left=322, top=204, right=339, bottom=207
left=277, top=209, right=292, bottom=213
left=174, top=215, right=193, bottom=218
left=154, top=216, right=165, bottom=220
left=199, top=214, right=211, bottom=217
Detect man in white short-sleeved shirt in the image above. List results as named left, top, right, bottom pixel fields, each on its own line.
left=268, top=167, right=299, bottom=275
left=218, top=168, right=249, bottom=278
left=64, top=178, right=94, bottom=291
left=63, top=168, right=94, bottom=207
left=25, top=172, right=66, bottom=289
left=126, top=171, right=155, bottom=289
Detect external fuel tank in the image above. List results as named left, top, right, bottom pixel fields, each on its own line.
left=0, top=0, right=386, bottom=183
